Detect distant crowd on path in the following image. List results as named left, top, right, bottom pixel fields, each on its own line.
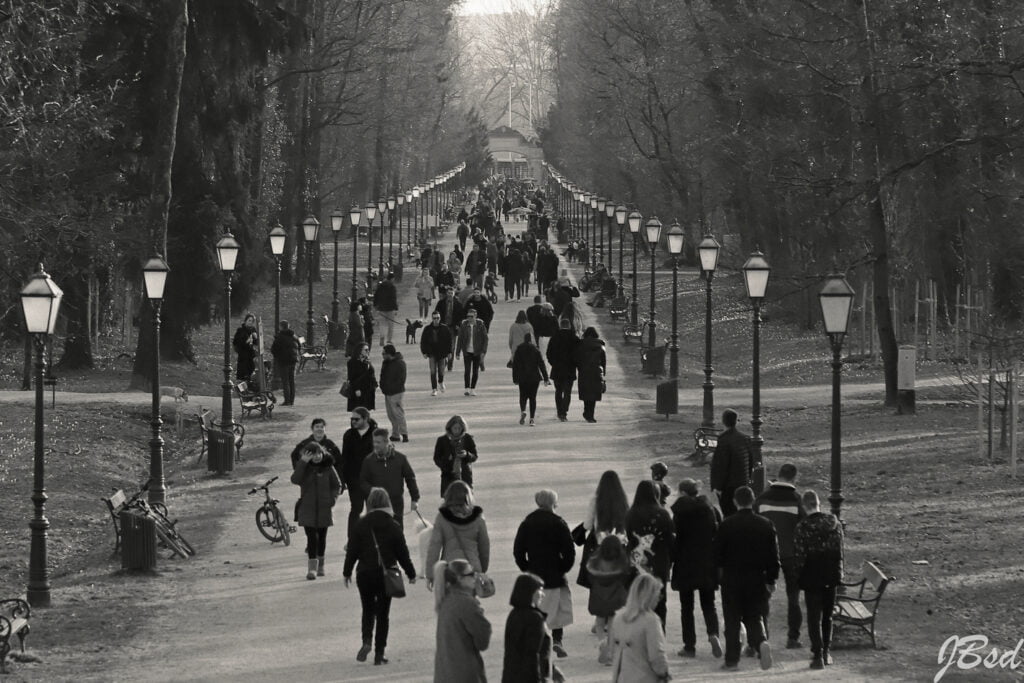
left=282, top=402, right=845, bottom=679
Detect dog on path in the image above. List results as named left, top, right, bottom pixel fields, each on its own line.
left=160, top=386, right=189, bottom=403
left=405, top=319, right=424, bottom=344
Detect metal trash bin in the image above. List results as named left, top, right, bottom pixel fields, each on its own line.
left=641, top=344, right=668, bottom=377
left=207, top=429, right=235, bottom=474
left=120, top=510, right=156, bottom=570
left=656, top=380, right=678, bottom=417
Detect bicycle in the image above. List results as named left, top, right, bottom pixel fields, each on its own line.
left=248, top=476, right=293, bottom=545
left=121, top=480, right=195, bottom=559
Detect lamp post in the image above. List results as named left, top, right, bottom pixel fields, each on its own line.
left=364, top=202, right=377, bottom=282
left=269, top=224, right=287, bottom=331
left=376, top=197, right=388, bottom=276
left=589, top=194, right=599, bottom=270
left=698, top=233, right=721, bottom=430
left=572, top=187, right=581, bottom=243
left=349, top=205, right=362, bottom=302
left=329, top=211, right=343, bottom=323
left=428, top=180, right=437, bottom=247
left=302, top=215, right=321, bottom=344
left=742, top=250, right=771, bottom=488
left=216, top=231, right=240, bottom=430
left=412, top=186, right=421, bottom=247
left=604, top=199, right=615, bottom=271
left=142, top=255, right=170, bottom=506
left=819, top=274, right=855, bottom=521
left=21, top=264, right=63, bottom=608
left=596, top=197, right=607, bottom=268
left=387, top=196, right=397, bottom=267
left=615, top=204, right=627, bottom=298
left=645, top=216, right=662, bottom=349
left=628, top=211, right=642, bottom=326
left=666, top=222, right=684, bottom=379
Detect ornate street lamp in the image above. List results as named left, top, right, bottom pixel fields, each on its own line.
left=142, top=255, right=170, bottom=506
left=403, top=190, right=412, bottom=249
left=302, top=215, right=321, bottom=344
left=364, top=202, right=377, bottom=282
left=615, top=204, right=628, bottom=298
left=596, top=197, right=608, bottom=268
left=376, top=197, right=388, bottom=276
left=645, top=216, right=663, bottom=349
left=329, top=211, right=343, bottom=323
left=666, top=222, right=684, bottom=379
left=698, top=233, right=721, bottom=430
left=590, top=194, right=599, bottom=270
left=215, top=231, right=240, bottom=431
left=349, top=205, right=362, bottom=302
left=819, top=274, right=855, bottom=521
left=21, top=264, right=63, bottom=607
left=743, top=250, right=771, bottom=491
left=387, top=196, right=397, bottom=268
left=604, top=199, right=615, bottom=272
left=269, top=224, right=287, bottom=331
left=628, top=211, right=642, bottom=326
left=412, top=186, right=421, bottom=246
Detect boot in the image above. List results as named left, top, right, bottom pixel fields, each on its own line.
left=357, top=641, right=371, bottom=662
left=317, top=556, right=325, bottom=577
left=306, top=558, right=317, bottom=580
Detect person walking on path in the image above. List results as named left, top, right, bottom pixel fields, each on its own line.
left=586, top=534, right=635, bottom=639
left=573, top=326, right=606, bottom=423
left=576, top=469, right=629, bottom=595
left=270, top=320, right=300, bottom=405
left=373, top=273, right=399, bottom=346
left=345, top=342, right=378, bottom=413
left=625, top=480, right=675, bottom=628
left=340, top=408, right=377, bottom=540
left=793, top=489, right=844, bottom=670
left=290, top=442, right=342, bottom=580
left=513, top=489, right=576, bottom=658
left=502, top=573, right=566, bottom=683
left=527, top=295, right=557, bottom=349
left=754, top=463, right=806, bottom=649
left=465, top=243, right=487, bottom=290
left=607, top=573, right=671, bottom=683
left=359, top=428, right=420, bottom=529
left=414, top=268, right=436, bottom=319
left=232, top=313, right=259, bottom=381
left=714, top=485, right=780, bottom=671
left=433, top=415, right=478, bottom=497
left=507, top=310, right=534, bottom=364
left=433, top=558, right=493, bottom=683
left=421, top=312, right=454, bottom=396
left=455, top=307, right=488, bottom=396
left=457, top=219, right=470, bottom=252
left=546, top=318, right=578, bottom=422
left=435, top=286, right=464, bottom=333
left=512, top=333, right=549, bottom=426
left=290, top=418, right=342, bottom=469
left=670, top=478, right=723, bottom=659
left=342, top=487, right=417, bottom=666
left=464, top=288, right=495, bottom=330
left=710, top=408, right=753, bottom=517
left=346, top=302, right=365, bottom=359
left=379, top=344, right=408, bottom=443
left=425, top=481, right=490, bottom=580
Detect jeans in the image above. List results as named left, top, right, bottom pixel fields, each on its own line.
left=779, top=557, right=803, bottom=641
left=805, top=586, right=837, bottom=656
left=279, top=362, right=296, bottom=404
left=303, top=527, right=328, bottom=559
left=679, top=586, right=720, bottom=649
left=357, top=570, right=393, bottom=654
left=428, top=356, right=446, bottom=390
left=417, top=298, right=431, bottom=318
left=346, top=485, right=365, bottom=541
left=463, top=353, right=481, bottom=388
left=384, top=392, right=407, bottom=436
left=553, top=378, right=574, bottom=417
left=518, top=383, right=539, bottom=418
left=379, top=311, right=397, bottom=345
left=722, top=579, right=768, bottom=665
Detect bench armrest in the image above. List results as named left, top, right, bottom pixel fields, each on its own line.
left=0, top=599, right=30, bottom=622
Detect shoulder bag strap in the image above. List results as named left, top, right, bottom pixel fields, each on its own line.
left=370, top=528, right=385, bottom=568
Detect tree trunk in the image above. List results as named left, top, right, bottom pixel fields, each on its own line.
left=56, top=271, right=94, bottom=370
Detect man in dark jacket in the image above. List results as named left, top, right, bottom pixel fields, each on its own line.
left=270, top=320, right=300, bottom=405
left=373, top=273, right=399, bottom=346
left=671, top=479, right=723, bottom=659
left=455, top=307, right=489, bottom=395
left=754, top=463, right=806, bottom=649
left=714, top=486, right=780, bottom=671
left=340, top=408, right=376, bottom=540
left=547, top=279, right=580, bottom=317
left=513, top=489, right=576, bottom=658
left=456, top=219, right=470, bottom=251
left=793, top=490, right=844, bottom=670
left=465, top=243, right=487, bottom=289
left=464, top=288, right=494, bottom=330
left=359, top=429, right=419, bottom=528
left=290, top=418, right=342, bottom=469
left=379, top=344, right=408, bottom=443
left=420, top=312, right=454, bottom=395
left=545, top=318, right=578, bottom=421
left=710, top=408, right=752, bottom=517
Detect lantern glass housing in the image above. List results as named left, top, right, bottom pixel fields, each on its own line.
left=349, top=205, right=362, bottom=227
left=377, top=197, right=387, bottom=214
left=742, top=251, right=771, bottom=300
left=590, top=195, right=598, bottom=210
left=216, top=232, right=241, bottom=273
left=819, top=274, right=856, bottom=335
left=269, top=224, right=287, bottom=256
left=605, top=201, right=615, bottom=218
left=615, top=204, right=628, bottom=226
left=645, top=216, right=663, bottom=247
left=302, top=215, right=321, bottom=242
left=412, top=187, right=421, bottom=199
left=597, top=197, right=607, bottom=212
left=628, top=211, right=642, bottom=234
left=365, top=203, right=377, bottom=221
left=20, top=265, right=64, bottom=335
left=142, top=256, right=170, bottom=301
left=388, top=196, right=397, bottom=211
left=667, top=222, right=684, bottom=255
left=330, top=211, right=344, bottom=232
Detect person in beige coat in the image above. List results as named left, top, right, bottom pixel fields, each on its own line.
left=608, top=572, right=671, bottom=683
left=425, top=481, right=491, bottom=581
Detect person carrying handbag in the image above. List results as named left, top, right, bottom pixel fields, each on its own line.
left=425, top=481, right=493, bottom=597
left=343, top=487, right=417, bottom=666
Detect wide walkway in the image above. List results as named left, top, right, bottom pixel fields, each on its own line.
left=88, top=219, right=857, bottom=682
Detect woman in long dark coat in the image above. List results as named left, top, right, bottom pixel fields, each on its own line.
left=346, top=342, right=377, bottom=412
left=232, top=313, right=259, bottom=381
left=573, top=326, right=606, bottom=423
left=433, top=415, right=479, bottom=497
left=346, top=302, right=365, bottom=358
left=511, top=333, right=549, bottom=426
left=625, top=480, right=675, bottom=628
left=291, top=442, right=342, bottom=580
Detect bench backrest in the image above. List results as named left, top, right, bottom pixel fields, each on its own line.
left=106, top=489, right=127, bottom=514
left=864, top=561, right=890, bottom=594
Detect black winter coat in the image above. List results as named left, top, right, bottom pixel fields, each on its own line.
left=626, top=506, right=675, bottom=582
left=232, top=325, right=258, bottom=379
left=346, top=358, right=377, bottom=412
left=545, top=329, right=578, bottom=381
left=574, top=337, right=606, bottom=401
left=338, top=422, right=376, bottom=487
left=793, top=512, right=844, bottom=590
left=290, top=456, right=342, bottom=528
left=511, top=342, right=548, bottom=387
left=502, top=607, right=555, bottom=683
left=710, top=428, right=752, bottom=491
left=342, top=509, right=416, bottom=579
left=270, top=328, right=300, bottom=365
left=420, top=323, right=454, bottom=359
left=714, top=508, right=781, bottom=588
left=670, top=495, right=719, bottom=591
left=373, top=279, right=398, bottom=311
left=379, top=354, right=406, bottom=396
left=513, top=509, right=576, bottom=589
left=433, top=433, right=478, bottom=497
left=290, top=435, right=342, bottom=469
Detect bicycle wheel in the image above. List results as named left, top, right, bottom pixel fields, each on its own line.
left=154, top=523, right=191, bottom=559
left=273, top=507, right=291, bottom=546
left=256, top=505, right=283, bottom=543
left=167, top=525, right=196, bottom=556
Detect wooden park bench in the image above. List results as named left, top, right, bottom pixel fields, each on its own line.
left=0, top=598, right=31, bottom=674
left=297, top=336, right=327, bottom=373
left=234, top=381, right=273, bottom=420
left=196, top=410, right=244, bottom=465
left=833, top=561, right=892, bottom=649
left=690, top=426, right=721, bottom=466
left=607, top=295, right=628, bottom=320
left=102, top=488, right=131, bottom=553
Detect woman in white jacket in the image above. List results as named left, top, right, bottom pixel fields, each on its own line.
left=609, top=572, right=671, bottom=682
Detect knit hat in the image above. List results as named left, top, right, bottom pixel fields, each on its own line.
left=382, top=343, right=397, bottom=355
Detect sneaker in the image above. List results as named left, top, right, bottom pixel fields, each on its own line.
left=529, top=418, right=535, bottom=426
left=786, top=638, right=803, bottom=649
left=759, top=641, right=773, bottom=670
left=431, top=389, right=438, bottom=396
left=373, top=654, right=388, bottom=666
left=469, top=389, right=476, bottom=396
left=742, top=645, right=756, bottom=658
left=810, top=656, right=825, bottom=670
left=824, top=651, right=834, bottom=665
left=520, top=412, right=527, bottom=425
left=709, top=635, right=723, bottom=658
left=464, top=390, right=471, bottom=396
left=721, top=662, right=739, bottom=671
left=552, top=643, right=568, bottom=658
left=402, top=434, right=408, bottom=442
left=357, top=642, right=371, bottom=662
left=678, top=647, right=696, bottom=658
left=440, top=382, right=446, bottom=392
